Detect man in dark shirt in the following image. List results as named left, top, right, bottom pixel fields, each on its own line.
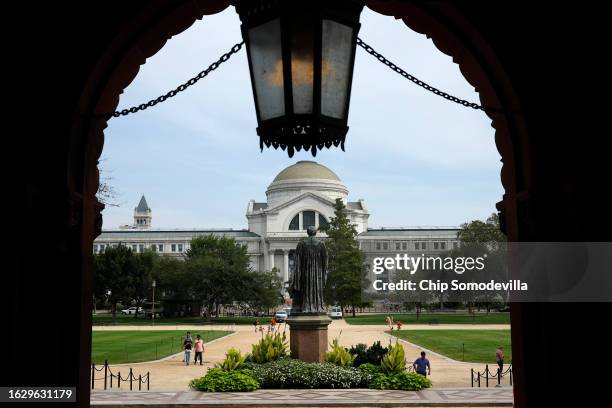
left=413, top=351, right=431, bottom=376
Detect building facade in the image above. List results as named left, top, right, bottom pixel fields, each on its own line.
left=94, top=161, right=460, bottom=287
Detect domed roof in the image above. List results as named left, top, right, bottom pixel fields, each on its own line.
left=273, top=161, right=341, bottom=182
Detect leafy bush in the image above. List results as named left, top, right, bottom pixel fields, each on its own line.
left=349, top=341, right=388, bottom=367
left=248, top=358, right=372, bottom=389
left=358, top=362, right=382, bottom=376
left=189, top=368, right=259, bottom=392
left=380, top=343, right=406, bottom=374
left=248, top=332, right=288, bottom=364
left=326, top=338, right=355, bottom=367
left=369, top=372, right=432, bottom=391
left=215, top=348, right=246, bottom=371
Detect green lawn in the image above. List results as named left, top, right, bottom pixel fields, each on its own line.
left=394, top=330, right=511, bottom=363
left=91, top=330, right=231, bottom=364
left=92, top=314, right=271, bottom=326
left=344, top=313, right=510, bottom=325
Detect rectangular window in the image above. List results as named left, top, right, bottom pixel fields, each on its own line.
left=434, top=242, right=439, bottom=250
left=420, top=242, right=426, bottom=250
left=453, top=242, right=459, bottom=249
left=383, top=242, right=388, bottom=250
left=414, top=242, right=419, bottom=250
left=93, top=245, right=98, bottom=253
left=139, top=244, right=144, bottom=253
left=178, top=244, right=183, bottom=252
left=395, top=242, right=401, bottom=250
left=171, top=244, right=176, bottom=252
left=158, top=244, right=164, bottom=252
left=100, top=245, right=105, bottom=253
left=376, top=242, right=381, bottom=250
left=441, top=242, right=446, bottom=250
left=402, top=242, right=407, bottom=250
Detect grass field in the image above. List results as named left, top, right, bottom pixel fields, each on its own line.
left=92, top=314, right=271, bottom=326
left=91, top=330, right=231, bottom=364
left=344, top=313, right=510, bottom=325
left=394, top=330, right=511, bottom=363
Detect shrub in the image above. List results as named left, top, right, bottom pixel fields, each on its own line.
left=380, top=343, right=406, bottom=374
left=349, top=341, right=389, bottom=367
left=248, top=332, right=288, bottom=364
left=369, top=372, right=432, bottom=391
left=326, top=338, right=355, bottom=367
left=189, top=368, right=259, bottom=392
left=215, top=348, right=246, bottom=371
left=249, top=358, right=373, bottom=389
left=358, top=362, right=382, bottom=376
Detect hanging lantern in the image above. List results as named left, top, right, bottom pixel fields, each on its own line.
left=235, top=0, right=365, bottom=157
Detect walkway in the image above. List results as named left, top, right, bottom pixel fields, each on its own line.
left=91, top=388, right=513, bottom=407
left=92, top=320, right=511, bottom=391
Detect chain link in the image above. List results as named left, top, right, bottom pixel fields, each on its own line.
left=101, top=41, right=244, bottom=119
left=356, top=37, right=498, bottom=113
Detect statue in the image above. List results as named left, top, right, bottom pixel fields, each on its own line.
left=290, top=226, right=327, bottom=314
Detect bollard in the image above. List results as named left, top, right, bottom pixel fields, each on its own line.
left=104, top=360, right=108, bottom=390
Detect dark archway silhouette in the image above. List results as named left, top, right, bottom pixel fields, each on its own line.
left=13, top=1, right=606, bottom=407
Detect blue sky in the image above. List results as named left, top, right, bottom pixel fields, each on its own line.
left=101, top=6, right=502, bottom=229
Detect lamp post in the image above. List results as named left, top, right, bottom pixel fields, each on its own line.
left=235, top=0, right=365, bottom=157
left=152, top=280, right=156, bottom=326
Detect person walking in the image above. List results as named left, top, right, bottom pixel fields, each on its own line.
left=413, top=351, right=431, bottom=377
left=183, top=336, right=193, bottom=366
left=194, top=335, right=204, bottom=365
left=182, top=331, right=193, bottom=362
left=253, top=319, right=260, bottom=333
left=495, top=346, right=505, bottom=373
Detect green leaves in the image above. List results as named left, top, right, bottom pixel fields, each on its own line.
left=369, top=372, right=432, bottom=391
left=189, top=368, right=259, bottom=392
left=380, top=343, right=406, bottom=374
left=248, top=332, right=288, bottom=364
left=215, top=348, right=247, bottom=371
left=325, top=338, right=355, bottom=367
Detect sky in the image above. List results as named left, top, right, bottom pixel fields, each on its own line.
left=101, top=6, right=502, bottom=230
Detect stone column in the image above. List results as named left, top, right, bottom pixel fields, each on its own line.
left=283, top=250, right=289, bottom=283
left=286, top=314, right=332, bottom=363
left=268, top=250, right=275, bottom=271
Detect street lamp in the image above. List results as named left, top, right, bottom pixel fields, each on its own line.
left=235, top=0, right=365, bottom=157
left=152, top=280, right=156, bottom=326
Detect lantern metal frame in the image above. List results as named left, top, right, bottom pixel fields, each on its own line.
left=235, top=0, right=365, bottom=157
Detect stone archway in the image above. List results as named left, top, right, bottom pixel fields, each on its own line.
left=71, top=1, right=531, bottom=405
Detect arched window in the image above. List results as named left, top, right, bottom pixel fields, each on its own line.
left=302, top=211, right=316, bottom=230
left=318, top=214, right=328, bottom=229
left=289, top=214, right=300, bottom=230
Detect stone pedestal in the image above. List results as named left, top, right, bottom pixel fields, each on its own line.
left=286, top=314, right=332, bottom=363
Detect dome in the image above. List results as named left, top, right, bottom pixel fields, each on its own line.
left=273, top=161, right=341, bottom=182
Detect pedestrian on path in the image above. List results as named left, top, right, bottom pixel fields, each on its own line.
left=413, top=351, right=431, bottom=377
left=496, top=346, right=505, bottom=373
left=183, top=336, right=193, bottom=366
left=182, top=331, right=192, bottom=362
left=253, top=319, right=260, bottom=333
left=194, top=335, right=204, bottom=365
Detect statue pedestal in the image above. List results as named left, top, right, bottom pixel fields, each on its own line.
left=286, top=314, right=332, bottom=363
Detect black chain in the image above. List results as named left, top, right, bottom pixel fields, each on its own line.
left=102, top=41, right=244, bottom=119
left=357, top=37, right=498, bottom=113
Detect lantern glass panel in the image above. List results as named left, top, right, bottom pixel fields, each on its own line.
left=248, top=18, right=285, bottom=120
left=291, top=19, right=314, bottom=114
left=321, top=20, right=354, bottom=119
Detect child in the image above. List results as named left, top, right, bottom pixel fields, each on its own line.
left=194, top=335, right=204, bottom=365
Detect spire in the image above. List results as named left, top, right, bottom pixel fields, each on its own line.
left=135, top=195, right=150, bottom=212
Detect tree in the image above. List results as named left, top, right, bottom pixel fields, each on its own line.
left=93, top=244, right=136, bottom=321
left=247, top=270, right=284, bottom=313
left=185, top=235, right=253, bottom=317
left=320, top=198, right=367, bottom=317
left=129, top=251, right=156, bottom=318
left=457, top=213, right=506, bottom=243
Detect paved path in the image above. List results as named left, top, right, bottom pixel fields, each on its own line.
left=91, top=388, right=513, bottom=407
left=92, top=320, right=511, bottom=391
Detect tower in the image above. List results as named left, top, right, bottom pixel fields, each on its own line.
left=134, top=195, right=151, bottom=228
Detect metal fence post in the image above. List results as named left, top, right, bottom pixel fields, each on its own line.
left=485, top=364, right=489, bottom=387
left=471, top=368, right=474, bottom=387
left=118, top=371, right=121, bottom=388
left=478, top=372, right=481, bottom=387
left=104, top=360, right=108, bottom=390
left=129, top=368, right=133, bottom=390
left=147, top=372, right=150, bottom=390
left=91, top=363, right=95, bottom=389
left=498, top=366, right=501, bottom=385
left=139, top=375, right=142, bottom=391
left=510, top=367, right=513, bottom=386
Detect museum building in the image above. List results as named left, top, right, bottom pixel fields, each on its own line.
left=93, top=161, right=460, bottom=286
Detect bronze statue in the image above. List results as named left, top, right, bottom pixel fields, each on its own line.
left=290, top=226, right=328, bottom=314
